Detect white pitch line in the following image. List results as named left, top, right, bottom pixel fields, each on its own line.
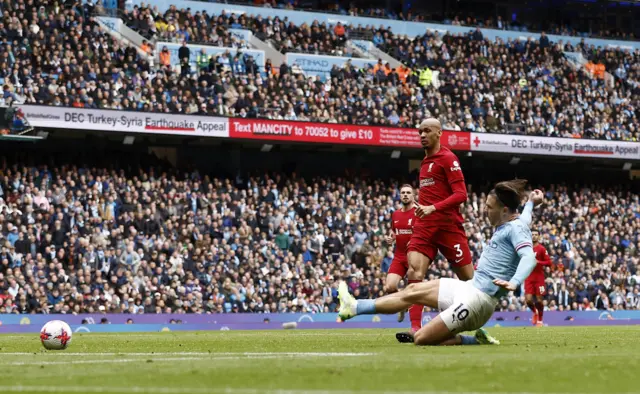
left=6, top=355, right=316, bottom=366
left=0, top=386, right=627, bottom=394
left=7, top=356, right=217, bottom=366
left=0, top=352, right=375, bottom=357
left=1, top=352, right=376, bottom=366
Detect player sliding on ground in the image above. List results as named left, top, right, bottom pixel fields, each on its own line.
left=397, top=118, right=474, bottom=342
left=384, top=185, right=417, bottom=323
left=338, top=180, right=544, bottom=346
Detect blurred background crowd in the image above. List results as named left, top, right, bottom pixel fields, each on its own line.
left=0, top=156, right=638, bottom=315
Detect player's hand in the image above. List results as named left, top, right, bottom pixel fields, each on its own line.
left=415, top=204, right=436, bottom=218
left=528, top=189, right=544, bottom=207
left=492, top=279, right=517, bottom=292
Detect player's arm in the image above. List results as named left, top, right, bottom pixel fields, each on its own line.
left=507, top=246, right=537, bottom=289
left=416, top=157, right=467, bottom=217
left=520, top=189, right=544, bottom=227
left=433, top=180, right=467, bottom=212
left=493, top=226, right=537, bottom=291
left=520, top=201, right=534, bottom=227
left=434, top=156, right=467, bottom=212
left=537, top=246, right=552, bottom=266
left=385, top=213, right=396, bottom=245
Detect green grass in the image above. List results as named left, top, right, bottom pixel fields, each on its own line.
left=0, top=327, right=637, bottom=394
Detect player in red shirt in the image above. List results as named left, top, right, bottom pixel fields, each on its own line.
left=396, top=118, right=474, bottom=343
left=384, top=184, right=416, bottom=322
left=524, top=229, right=551, bottom=326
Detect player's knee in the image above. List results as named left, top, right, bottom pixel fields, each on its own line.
left=403, top=283, right=422, bottom=300
left=404, top=283, right=418, bottom=293
left=408, top=259, right=428, bottom=278
left=413, top=331, right=438, bottom=346
left=384, top=284, right=399, bottom=294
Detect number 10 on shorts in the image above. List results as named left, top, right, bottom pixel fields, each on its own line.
left=450, top=302, right=469, bottom=331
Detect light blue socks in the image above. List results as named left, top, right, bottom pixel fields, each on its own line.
left=460, top=335, right=479, bottom=345
left=356, top=300, right=376, bottom=315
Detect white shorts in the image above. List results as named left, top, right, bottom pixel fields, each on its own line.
left=438, top=278, right=498, bottom=334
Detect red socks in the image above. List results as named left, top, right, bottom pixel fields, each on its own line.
left=408, top=280, right=422, bottom=332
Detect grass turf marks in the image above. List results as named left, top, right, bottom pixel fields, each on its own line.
left=0, top=327, right=637, bottom=394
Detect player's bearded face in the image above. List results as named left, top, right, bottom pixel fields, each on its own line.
left=532, top=232, right=539, bottom=242
left=400, top=188, right=413, bottom=205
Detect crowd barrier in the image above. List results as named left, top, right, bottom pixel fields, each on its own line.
left=1, top=312, right=638, bottom=333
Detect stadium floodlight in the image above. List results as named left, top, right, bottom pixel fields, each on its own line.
left=260, top=144, right=273, bottom=152
left=123, top=136, right=135, bottom=145
left=623, top=162, right=632, bottom=171
left=509, top=157, right=521, bottom=165
left=390, top=150, right=401, bottom=159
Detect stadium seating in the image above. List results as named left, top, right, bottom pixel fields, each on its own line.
left=169, top=0, right=636, bottom=41
left=122, top=5, right=355, bottom=57
left=0, top=1, right=150, bottom=110
left=2, top=1, right=637, bottom=141
left=0, top=162, right=638, bottom=314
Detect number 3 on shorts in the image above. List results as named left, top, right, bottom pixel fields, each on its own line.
left=454, top=244, right=463, bottom=257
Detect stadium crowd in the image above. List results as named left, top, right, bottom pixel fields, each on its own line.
left=196, top=0, right=637, bottom=41
left=0, top=158, right=639, bottom=315
left=0, top=0, right=637, bottom=141
left=123, top=4, right=355, bottom=57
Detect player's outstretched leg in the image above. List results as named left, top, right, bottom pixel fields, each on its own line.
left=410, top=315, right=499, bottom=346
left=338, top=280, right=439, bottom=322
left=402, top=278, right=499, bottom=346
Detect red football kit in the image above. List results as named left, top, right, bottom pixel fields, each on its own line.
left=388, top=207, right=416, bottom=277
left=525, top=243, right=551, bottom=296
left=408, top=146, right=471, bottom=267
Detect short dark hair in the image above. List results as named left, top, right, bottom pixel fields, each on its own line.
left=490, top=179, right=527, bottom=212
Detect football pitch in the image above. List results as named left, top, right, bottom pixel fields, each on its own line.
left=0, top=327, right=637, bottom=394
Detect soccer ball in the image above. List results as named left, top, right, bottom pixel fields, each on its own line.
left=40, top=320, right=73, bottom=350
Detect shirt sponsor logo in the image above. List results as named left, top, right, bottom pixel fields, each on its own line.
left=420, top=178, right=435, bottom=187
left=397, top=229, right=413, bottom=235
left=450, top=161, right=461, bottom=172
